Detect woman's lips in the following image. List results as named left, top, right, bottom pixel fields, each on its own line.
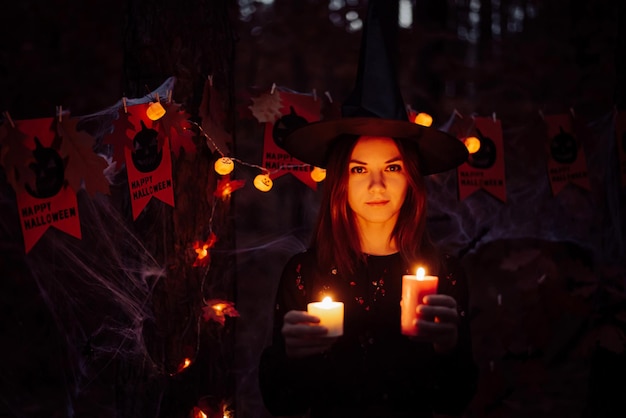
left=366, top=200, right=389, bottom=206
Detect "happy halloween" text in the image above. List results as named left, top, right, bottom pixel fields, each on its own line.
left=131, top=179, right=172, bottom=200
left=459, top=171, right=504, bottom=187
left=22, top=206, right=78, bottom=230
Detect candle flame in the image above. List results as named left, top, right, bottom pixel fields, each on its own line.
left=416, top=267, right=425, bottom=280
left=322, top=296, right=333, bottom=304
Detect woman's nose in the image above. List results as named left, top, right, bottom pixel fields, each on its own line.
left=369, top=172, right=385, bottom=191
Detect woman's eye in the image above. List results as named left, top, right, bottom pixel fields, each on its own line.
left=350, top=166, right=366, bottom=174
left=386, top=164, right=403, bottom=172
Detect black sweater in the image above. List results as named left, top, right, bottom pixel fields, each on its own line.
left=259, top=250, right=478, bottom=418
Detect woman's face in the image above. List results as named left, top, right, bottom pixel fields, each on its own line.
left=347, top=136, right=408, bottom=228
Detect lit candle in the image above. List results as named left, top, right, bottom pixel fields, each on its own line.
left=307, top=296, right=344, bottom=337
left=401, top=267, right=439, bottom=336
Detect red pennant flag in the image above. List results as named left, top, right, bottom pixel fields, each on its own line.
left=261, top=91, right=321, bottom=190
left=116, top=103, right=175, bottom=219
left=125, top=137, right=175, bottom=220
left=544, top=114, right=590, bottom=195
left=8, top=118, right=82, bottom=253
left=615, top=110, right=626, bottom=188
left=457, top=116, right=507, bottom=202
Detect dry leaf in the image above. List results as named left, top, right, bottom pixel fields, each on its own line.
left=156, top=102, right=195, bottom=155
left=56, top=114, right=110, bottom=196
left=198, top=79, right=231, bottom=154
left=0, top=122, right=35, bottom=192
left=102, top=108, right=135, bottom=167
left=249, top=92, right=283, bottom=123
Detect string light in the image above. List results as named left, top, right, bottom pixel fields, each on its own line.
left=189, top=121, right=319, bottom=193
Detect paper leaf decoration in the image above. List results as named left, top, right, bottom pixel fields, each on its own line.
left=0, top=122, right=35, bottom=192
left=102, top=108, right=135, bottom=166
left=156, top=102, right=196, bottom=155
left=55, top=114, right=110, bottom=196
left=192, top=232, right=217, bottom=267
left=200, top=78, right=227, bottom=126
left=214, top=176, right=246, bottom=199
left=249, top=92, right=283, bottom=123
left=201, top=299, right=240, bottom=326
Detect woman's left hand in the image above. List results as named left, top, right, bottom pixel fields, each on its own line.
left=414, top=294, right=459, bottom=353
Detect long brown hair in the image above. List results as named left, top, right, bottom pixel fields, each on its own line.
left=311, top=135, right=438, bottom=276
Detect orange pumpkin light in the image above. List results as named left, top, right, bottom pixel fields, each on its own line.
left=253, top=174, right=273, bottom=192
left=310, top=166, right=326, bottom=182
left=464, top=136, right=481, bottom=154
left=214, top=157, right=234, bottom=175
left=413, top=112, right=433, bottom=127
left=146, top=101, right=166, bottom=120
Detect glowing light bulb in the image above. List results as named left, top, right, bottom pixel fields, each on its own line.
left=176, top=357, right=192, bottom=373
left=146, top=101, right=166, bottom=120
left=195, top=244, right=209, bottom=260
left=214, top=157, right=234, bottom=175
left=413, top=112, right=433, bottom=127
left=310, top=166, right=326, bottom=182
left=253, top=174, right=273, bottom=192
left=464, top=136, right=481, bottom=154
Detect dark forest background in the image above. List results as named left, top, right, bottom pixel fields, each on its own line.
left=1, top=1, right=625, bottom=418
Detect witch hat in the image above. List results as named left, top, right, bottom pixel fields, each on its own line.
left=278, top=0, right=468, bottom=175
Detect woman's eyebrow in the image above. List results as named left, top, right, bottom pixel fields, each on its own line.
left=349, top=156, right=402, bottom=165
left=349, top=159, right=367, bottom=164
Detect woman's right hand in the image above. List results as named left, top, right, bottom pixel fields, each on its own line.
left=282, top=310, right=338, bottom=358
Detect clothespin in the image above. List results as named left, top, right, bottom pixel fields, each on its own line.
left=167, top=89, right=172, bottom=104
left=270, top=83, right=276, bottom=95
left=324, top=91, right=333, bottom=103
left=56, top=105, right=63, bottom=122
left=122, top=96, right=128, bottom=113
left=208, top=74, right=214, bottom=87
left=492, top=111, right=497, bottom=122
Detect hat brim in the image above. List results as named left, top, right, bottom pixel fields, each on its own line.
left=281, top=117, right=468, bottom=175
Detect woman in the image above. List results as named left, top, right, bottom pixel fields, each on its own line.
left=258, top=129, right=478, bottom=417
left=259, top=1, right=477, bottom=415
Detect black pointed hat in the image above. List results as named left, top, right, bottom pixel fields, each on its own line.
left=278, top=0, right=467, bottom=175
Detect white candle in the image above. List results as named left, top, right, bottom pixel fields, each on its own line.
left=401, top=267, right=438, bottom=336
left=307, top=296, right=344, bottom=337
